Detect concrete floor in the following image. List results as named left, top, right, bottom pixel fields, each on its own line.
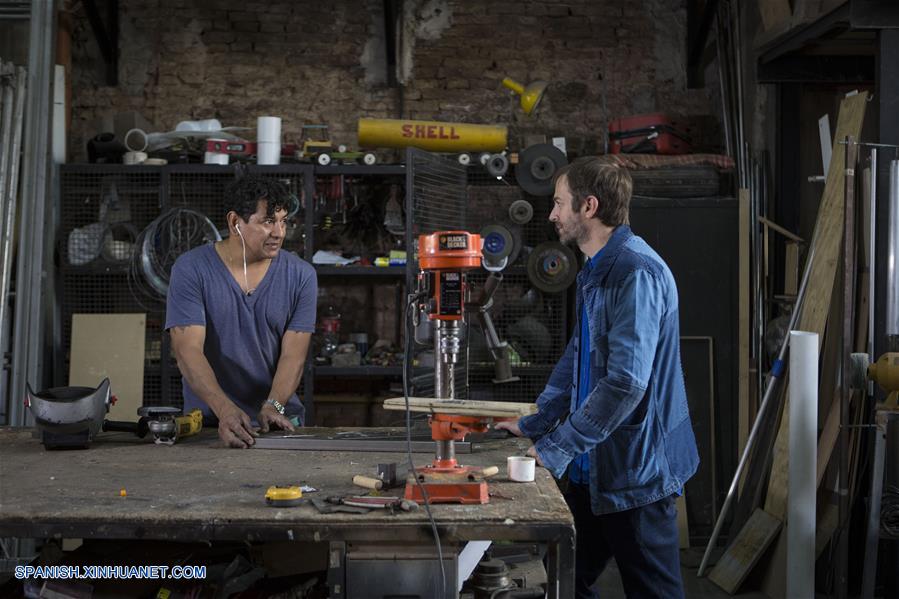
left=594, top=549, right=769, bottom=599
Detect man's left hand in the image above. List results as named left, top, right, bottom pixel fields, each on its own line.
left=257, top=402, right=296, bottom=434
left=526, top=445, right=544, bottom=467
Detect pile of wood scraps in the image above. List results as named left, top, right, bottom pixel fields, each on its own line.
left=704, top=91, right=871, bottom=596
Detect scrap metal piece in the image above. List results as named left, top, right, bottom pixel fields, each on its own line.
left=252, top=435, right=472, bottom=453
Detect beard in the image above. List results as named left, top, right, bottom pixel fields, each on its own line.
left=556, top=218, right=588, bottom=246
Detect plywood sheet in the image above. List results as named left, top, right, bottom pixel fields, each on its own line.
left=765, top=91, right=869, bottom=519
left=708, top=508, right=782, bottom=595
left=383, top=397, right=536, bottom=417
left=69, top=313, right=146, bottom=422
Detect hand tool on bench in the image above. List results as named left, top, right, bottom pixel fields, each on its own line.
left=265, top=485, right=304, bottom=507
left=104, top=407, right=203, bottom=445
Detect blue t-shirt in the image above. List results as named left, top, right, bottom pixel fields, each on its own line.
left=165, top=243, right=317, bottom=424
left=570, top=248, right=604, bottom=484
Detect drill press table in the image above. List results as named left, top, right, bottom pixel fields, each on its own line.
left=0, top=426, right=574, bottom=597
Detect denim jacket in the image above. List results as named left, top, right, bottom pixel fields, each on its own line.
left=518, top=226, right=699, bottom=515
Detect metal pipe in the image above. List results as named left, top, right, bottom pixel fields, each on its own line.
left=0, top=66, right=26, bottom=422
left=10, top=0, right=55, bottom=426
left=835, top=136, right=858, bottom=599
left=753, top=158, right=764, bottom=399
left=698, top=228, right=820, bottom=576
left=887, top=160, right=899, bottom=344
left=714, top=16, right=733, bottom=159
left=436, top=440, right=455, bottom=463
left=869, top=149, right=877, bottom=367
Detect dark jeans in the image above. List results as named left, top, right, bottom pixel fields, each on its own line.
left=564, top=483, right=685, bottom=599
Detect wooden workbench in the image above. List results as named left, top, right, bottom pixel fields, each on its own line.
left=0, top=427, right=574, bottom=597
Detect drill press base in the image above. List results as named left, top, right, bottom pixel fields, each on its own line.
left=405, top=466, right=490, bottom=504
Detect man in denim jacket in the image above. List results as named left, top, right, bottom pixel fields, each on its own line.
left=496, top=157, right=699, bottom=598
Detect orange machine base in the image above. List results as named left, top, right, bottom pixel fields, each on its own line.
left=404, top=467, right=490, bottom=505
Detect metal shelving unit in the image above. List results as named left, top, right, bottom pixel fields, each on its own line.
left=57, top=154, right=570, bottom=423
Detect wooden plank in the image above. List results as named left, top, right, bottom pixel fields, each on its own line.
left=69, top=313, right=146, bottom=422
left=383, top=397, right=537, bottom=417
left=764, top=91, right=869, bottom=519
left=759, top=216, right=805, bottom=243
left=676, top=492, right=690, bottom=549
left=708, top=508, right=782, bottom=594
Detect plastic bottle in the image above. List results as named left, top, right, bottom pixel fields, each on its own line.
left=320, top=305, right=341, bottom=358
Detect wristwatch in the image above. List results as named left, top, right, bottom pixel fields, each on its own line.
left=265, top=398, right=285, bottom=415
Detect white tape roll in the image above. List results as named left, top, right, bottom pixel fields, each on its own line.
left=257, top=116, right=282, bottom=143
left=124, top=128, right=148, bottom=152
left=203, top=151, right=229, bottom=165
left=257, top=142, right=280, bottom=165
left=123, top=151, right=147, bottom=165
left=507, top=456, right=536, bottom=482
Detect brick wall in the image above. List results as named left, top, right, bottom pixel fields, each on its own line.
left=69, top=0, right=719, bottom=159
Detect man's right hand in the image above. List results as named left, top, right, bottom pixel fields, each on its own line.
left=217, top=404, right=257, bottom=448
left=494, top=420, right=523, bottom=437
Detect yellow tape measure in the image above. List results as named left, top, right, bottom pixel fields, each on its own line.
left=265, top=485, right=303, bottom=507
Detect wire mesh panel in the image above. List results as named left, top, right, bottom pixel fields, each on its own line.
left=58, top=164, right=309, bottom=409
left=407, top=150, right=572, bottom=403
left=408, top=149, right=468, bottom=235
left=59, top=166, right=165, bottom=403
left=463, top=166, right=571, bottom=402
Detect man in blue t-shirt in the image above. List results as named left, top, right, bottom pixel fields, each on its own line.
left=165, top=175, right=317, bottom=448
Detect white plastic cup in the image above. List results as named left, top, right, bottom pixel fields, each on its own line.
left=257, top=116, right=282, bottom=143
left=257, top=141, right=281, bottom=165
left=203, top=151, right=229, bottom=165
left=507, top=456, right=536, bottom=482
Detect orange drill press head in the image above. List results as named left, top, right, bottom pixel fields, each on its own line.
left=417, top=231, right=482, bottom=321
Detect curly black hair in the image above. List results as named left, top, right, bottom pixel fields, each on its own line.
left=225, top=173, right=291, bottom=223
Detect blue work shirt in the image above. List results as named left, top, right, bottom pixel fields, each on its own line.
left=518, top=225, right=699, bottom=514
left=570, top=247, right=604, bottom=484
left=165, top=244, right=317, bottom=424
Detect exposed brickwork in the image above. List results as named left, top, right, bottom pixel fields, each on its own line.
left=70, top=0, right=718, bottom=159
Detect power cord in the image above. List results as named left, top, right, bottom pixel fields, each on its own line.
left=403, top=293, right=447, bottom=598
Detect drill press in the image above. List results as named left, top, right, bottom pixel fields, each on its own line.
left=404, top=231, right=513, bottom=504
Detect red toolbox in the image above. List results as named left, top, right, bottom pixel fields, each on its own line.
left=608, top=113, right=691, bottom=155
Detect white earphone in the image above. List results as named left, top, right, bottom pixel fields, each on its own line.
left=233, top=221, right=250, bottom=294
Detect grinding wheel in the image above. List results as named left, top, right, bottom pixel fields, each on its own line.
left=508, top=199, right=534, bottom=224
left=516, top=143, right=568, bottom=196
left=527, top=241, right=577, bottom=293
left=486, top=153, right=509, bottom=178
left=480, top=224, right=514, bottom=263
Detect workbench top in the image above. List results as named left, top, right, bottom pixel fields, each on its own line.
left=0, top=427, right=573, bottom=544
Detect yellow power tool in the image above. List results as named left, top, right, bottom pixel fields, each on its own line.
left=852, top=352, right=899, bottom=409
left=136, top=407, right=203, bottom=445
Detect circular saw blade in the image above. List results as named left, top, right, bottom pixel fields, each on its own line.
left=527, top=241, right=577, bottom=293
left=516, top=143, right=568, bottom=196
